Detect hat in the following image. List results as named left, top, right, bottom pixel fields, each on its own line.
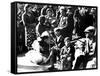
left=38, top=15, right=45, bottom=21
left=59, top=6, right=66, bottom=12
left=46, top=8, right=53, bottom=13
left=84, top=26, right=95, bottom=33
left=59, top=6, right=65, bottom=10
left=54, top=27, right=61, bottom=32
left=41, top=31, right=50, bottom=37
left=64, top=37, right=71, bottom=42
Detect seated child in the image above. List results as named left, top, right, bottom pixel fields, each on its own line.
left=60, top=37, right=75, bottom=70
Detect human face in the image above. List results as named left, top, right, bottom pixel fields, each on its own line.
left=27, top=7, right=32, bottom=13
left=60, top=10, right=66, bottom=16
left=85, top=32, right=89, bottom=38
left=32, top=5, right=38, bottom=12
left=55, top=31, right=60, bottom=37
left=67, top=9, right=70, bottom=14
left=40, top=18, right=45, bottom=24
left=47, top=11, right=52, bottom=17
left=85, top=32, right=93, bottom=38
left=44, top=37, right=51, bottom=44
left=79, top=7, right=86, bottom=16
left=65, top=41, right=70, bottom=46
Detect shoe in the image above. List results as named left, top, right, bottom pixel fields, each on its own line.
left=48, top=65, right=57, bottom=71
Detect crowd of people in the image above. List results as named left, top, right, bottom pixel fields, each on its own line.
left=17, top=3, right=97, bottom=71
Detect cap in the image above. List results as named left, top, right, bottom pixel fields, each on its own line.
left=41, top=31, right=50, bottom=37
left=54, top=27, right=61, bottom=32
left=64, top=37, right=71, bottom=42
left=84, top=26, right=95, bottom=33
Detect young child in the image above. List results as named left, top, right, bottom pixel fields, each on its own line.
left=60, top=37, right=75, bottom=70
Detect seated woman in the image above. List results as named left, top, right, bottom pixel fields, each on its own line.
left=41, top=28, right=64, bottom=70
left=25, top=35, right=51, bottom=65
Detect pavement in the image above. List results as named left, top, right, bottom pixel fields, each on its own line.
left=17, top=50, right=61, bottom=73
left=17, top=53, right=52, bottom=73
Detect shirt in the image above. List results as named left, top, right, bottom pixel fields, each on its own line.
left=59, top=16, right=68, bottom=28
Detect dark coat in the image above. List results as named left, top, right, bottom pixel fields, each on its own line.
left=55, top=35, right=64, bottom=49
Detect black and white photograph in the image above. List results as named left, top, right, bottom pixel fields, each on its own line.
left=11, top=1, right=97, bottom=74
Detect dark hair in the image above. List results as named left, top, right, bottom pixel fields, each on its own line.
left=41, top=36, right=49, bottom=41
left=25, top=4, right=32, bottom=12
left=39, top=36, right=49, bottom=47
left=45, top=22, right=51, bottom=30
left=46, top=8, right=53, bottom=14
left=38, top=15, right=45, bottom=23
left=54, top=28, right=61, bottom=32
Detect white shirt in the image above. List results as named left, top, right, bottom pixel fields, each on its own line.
left=59, top=16, right=68, bottom=28
left=56, top=35, right=61, bottom=42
